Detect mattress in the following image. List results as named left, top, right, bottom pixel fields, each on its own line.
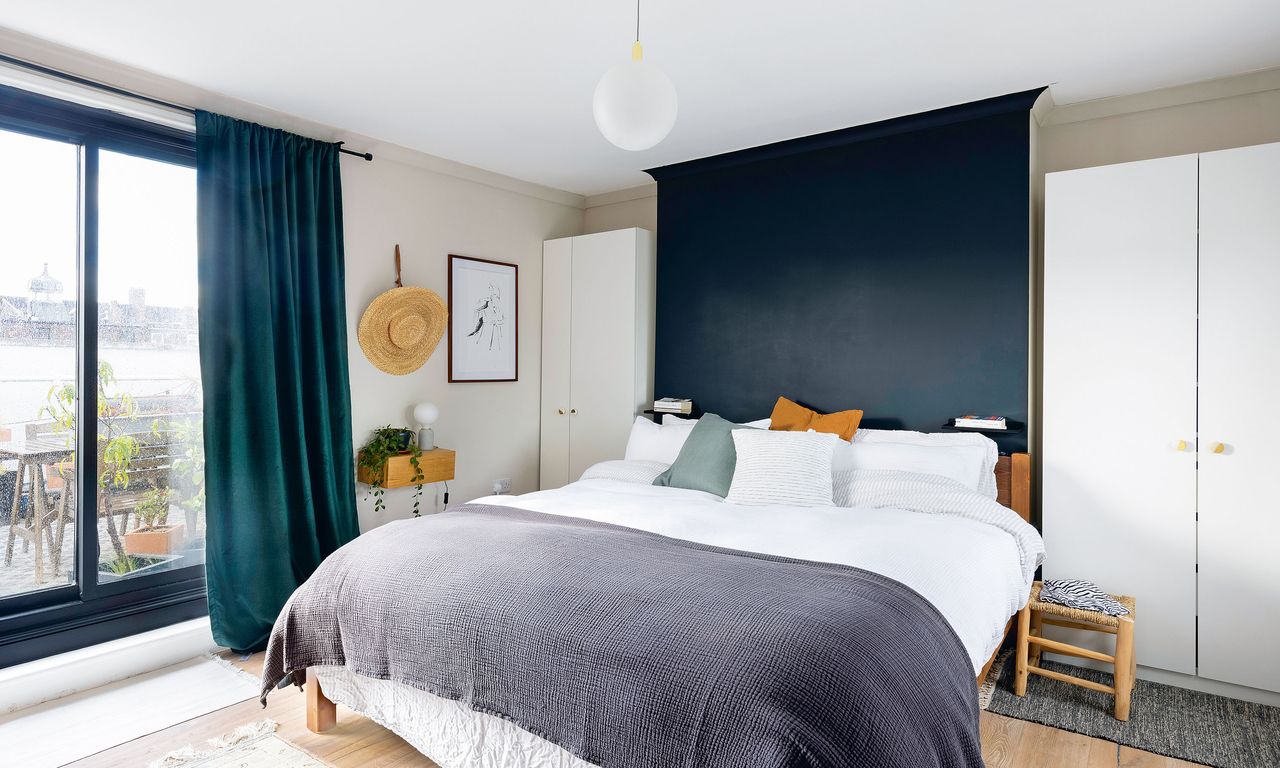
left=310, top=474, right=1039, bottom=768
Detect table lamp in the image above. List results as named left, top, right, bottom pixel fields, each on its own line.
left=414, top=402, right=439, bottom=450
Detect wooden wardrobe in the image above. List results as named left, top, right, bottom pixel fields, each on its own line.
left=1043, top=141, right=1280, bottom=695
left=539, top=228, right=655, bottom=489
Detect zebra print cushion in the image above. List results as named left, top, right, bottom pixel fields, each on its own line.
left=1040, top=579, right=1131, bottom=617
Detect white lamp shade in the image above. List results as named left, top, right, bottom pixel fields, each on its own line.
left=593, top=59, right=677, bottom=151
left=413, top=402, right=439, bottom=427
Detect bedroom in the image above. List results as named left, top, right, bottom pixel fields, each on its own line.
left=0, top=2, right=1277, bottom=767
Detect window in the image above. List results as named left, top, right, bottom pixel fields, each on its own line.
left=0, top=83, right=205, bottom=666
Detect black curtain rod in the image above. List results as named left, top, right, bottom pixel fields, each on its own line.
left=0, top=51, right=373, bottom=161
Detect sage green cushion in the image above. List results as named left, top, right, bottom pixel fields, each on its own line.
left=652, top=413, right=752, bottom=497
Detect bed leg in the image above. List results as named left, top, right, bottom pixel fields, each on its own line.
left=306, top=668, right=337, bottom=732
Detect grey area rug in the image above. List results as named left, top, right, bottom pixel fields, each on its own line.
left=985, top=655, right=1280, bottom=768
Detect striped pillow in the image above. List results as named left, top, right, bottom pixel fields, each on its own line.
left=726, top=429, right=838, bottom=506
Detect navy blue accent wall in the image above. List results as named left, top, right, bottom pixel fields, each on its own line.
left=647, top=89, right=1043, bottom=454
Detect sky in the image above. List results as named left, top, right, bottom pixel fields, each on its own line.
left=0, top=127, right=197, bottom=308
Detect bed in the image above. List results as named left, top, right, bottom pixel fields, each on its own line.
left=262, top=444, right=1038, bottom=768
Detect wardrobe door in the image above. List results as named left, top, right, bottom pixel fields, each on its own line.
left=1198, top=142, right=1280, bottom=693
left=568, top=229, right=639, bottom=480
left=1042, top=155, right=1199, bottom=674
left=539, top=237, right=573, bottom=489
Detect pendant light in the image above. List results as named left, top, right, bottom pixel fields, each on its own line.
left=593, top=0, right=678, bottom=151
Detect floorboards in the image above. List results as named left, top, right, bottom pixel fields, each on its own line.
left=61, top=652, right=1206, bottom=768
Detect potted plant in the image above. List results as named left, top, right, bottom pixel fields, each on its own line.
left=123, top=487, right=186, bottom=555
left=357, top=426, right=426, bottom=516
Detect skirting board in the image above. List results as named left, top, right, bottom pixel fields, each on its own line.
left=1042, top=653, right=1280, bottom=708
left=0, top=617, right=219, bottom=714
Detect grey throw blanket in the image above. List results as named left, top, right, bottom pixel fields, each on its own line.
left=262, top=504, right=983, bottom=768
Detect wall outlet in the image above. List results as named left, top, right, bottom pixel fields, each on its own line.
left=492, top=478, right=512, bottom=495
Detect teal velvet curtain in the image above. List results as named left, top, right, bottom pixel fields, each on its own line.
left=196, top=111, right=359, bottom=652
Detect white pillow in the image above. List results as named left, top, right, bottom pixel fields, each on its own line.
left=832, top=441, right=987, bottom=492
left=742, top=418, right=771, bottom=429
left=661, top=414, right=696, bottom=425
left=623, top=416, right=697, bottom=464
left=725, top=429, right=838, bottom=507
left=579, top=459, right=670, bottom=484
left=664, top=415, right=772, bottom=429
left=854, top=429, right=998, bottom=498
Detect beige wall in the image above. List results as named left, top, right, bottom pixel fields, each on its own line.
left=342, top=158, right=582, bottom=529
left=583, top=185, right=657, bottom=234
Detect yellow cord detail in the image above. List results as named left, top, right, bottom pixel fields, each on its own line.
left=632, top=41, right=644, bottom=61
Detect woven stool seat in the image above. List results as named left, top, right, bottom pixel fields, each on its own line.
left=1028, top=582, right=1136, bottom=628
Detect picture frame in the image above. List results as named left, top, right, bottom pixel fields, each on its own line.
left=448, top=254, right=518, bottom=382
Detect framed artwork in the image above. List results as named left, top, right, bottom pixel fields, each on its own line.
left=448, top=254, right=518, bottom=382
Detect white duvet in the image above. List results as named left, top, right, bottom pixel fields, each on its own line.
left=315, top=463, right=1044, bottom=768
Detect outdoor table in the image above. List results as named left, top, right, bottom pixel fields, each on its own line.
left=1, top=436, right=75, bottom=584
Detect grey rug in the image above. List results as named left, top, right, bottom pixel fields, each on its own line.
left=985, top=655, right=1280, bottom=768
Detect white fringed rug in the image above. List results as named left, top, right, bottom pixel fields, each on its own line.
left=151, top=719, right=329, bottom=767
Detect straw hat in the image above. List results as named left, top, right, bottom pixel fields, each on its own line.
left=357, top=286, right=448, bottom=375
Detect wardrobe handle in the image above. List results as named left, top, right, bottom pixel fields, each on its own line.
left=570, top=408, right=578, bottom=414
left=558, top=408, right=566, bottom=415
left=1171, top=440, right=1189, bottom=452
left=1211, top=442, right=1227, bottom=454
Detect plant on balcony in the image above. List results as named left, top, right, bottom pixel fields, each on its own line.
left=357, top=426, right=425, bottom=516
left=122, top=487, right=185, bottom=555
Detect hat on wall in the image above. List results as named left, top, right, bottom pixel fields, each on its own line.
left=358, top=246, right=448, bottom=376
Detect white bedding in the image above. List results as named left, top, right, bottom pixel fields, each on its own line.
left=315, top=466, right=1043, bottom=768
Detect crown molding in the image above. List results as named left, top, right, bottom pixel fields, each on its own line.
left=0, top=26, right=584, bottom=209
left=1044, top=67, right=1280, bottom=127
left=583, top=183, right=657, bottom=208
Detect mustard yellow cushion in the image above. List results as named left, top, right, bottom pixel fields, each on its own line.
left=769, top=396, right=862, bottom=441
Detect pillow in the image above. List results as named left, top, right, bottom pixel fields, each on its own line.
left=769, top=396, right=862, bottom=441
left=831, top=441, right=987, bottom=492
left=661, top=414, right=696, bottom=425
left=653, top=414, right=752, bottom=497
left=742, top=418, right=771, bottom=429
left=623, top=416, right=696, bottom=464
left=725, top=429, right=838, bottom=507
left=580, top=459, right=670, bottom=485
left=855, top=429, right=998, bottom=498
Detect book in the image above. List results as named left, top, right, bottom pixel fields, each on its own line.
left=653, top=397, right=694, bottom=414
left=953, top=415, right=1006, bottom=430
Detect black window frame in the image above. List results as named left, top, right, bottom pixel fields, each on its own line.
left=0, top=83, right=206, bottom=668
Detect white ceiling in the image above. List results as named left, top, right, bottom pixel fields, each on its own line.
left=1, top=1, right=1278, bottom=196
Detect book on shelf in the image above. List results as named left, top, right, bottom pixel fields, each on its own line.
left=953, top=415, right=1007, bottom=430
left=653, top=397, right=694, bottom=414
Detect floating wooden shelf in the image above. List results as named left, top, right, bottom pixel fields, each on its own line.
left=357, top=448, right=455, bottom=488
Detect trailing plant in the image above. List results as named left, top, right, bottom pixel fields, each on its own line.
left=358, top=425, right=426, bottom=516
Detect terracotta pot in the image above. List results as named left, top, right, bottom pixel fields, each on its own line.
left=123, top=523, right=186, bottom=555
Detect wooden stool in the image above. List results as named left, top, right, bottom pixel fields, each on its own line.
left=1015, top=581, right=1137, bottom=720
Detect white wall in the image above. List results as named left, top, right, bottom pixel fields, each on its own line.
left=342, top=158, right=580, bottom=528
left=583, top=185, right=657, bottom=234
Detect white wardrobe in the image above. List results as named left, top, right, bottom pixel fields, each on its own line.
left=1043, top=141, right=1280, bottom=695
left=540, top=228, right=655, bottom=489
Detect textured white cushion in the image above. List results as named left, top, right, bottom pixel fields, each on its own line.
left=623, top=416, right=696, bottom=464
left=579, top=459, right=670, bottom=485
left=854, top=429, right=998, bottom=498
left=831, top=441, right=986, bottom=493
left=726, top=429, right=838, bottom=506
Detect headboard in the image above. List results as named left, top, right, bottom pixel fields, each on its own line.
left=995, top=453, right=1031, bottom=523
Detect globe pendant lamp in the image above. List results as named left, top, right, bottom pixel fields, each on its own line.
left=593, top=0, right=677, bottom=151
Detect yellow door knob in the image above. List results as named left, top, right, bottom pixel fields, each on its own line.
left=1212, top=442, right=1226, bottom=454
left=570, top=408, right=577, bottom=414
left=558, top=408, right=565, bottom=415
left=1175, top=440, right=1188, bottom=452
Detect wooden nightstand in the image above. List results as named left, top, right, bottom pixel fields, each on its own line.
left=1015, top=581, right=1137, bottom=720
left=357, top=448, right=455, bottom=488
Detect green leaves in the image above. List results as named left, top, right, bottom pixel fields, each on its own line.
left=358, top=426, right=426, bottom=517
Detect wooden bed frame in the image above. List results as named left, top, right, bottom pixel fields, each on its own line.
left=305, top=452, right=1033, bottom=731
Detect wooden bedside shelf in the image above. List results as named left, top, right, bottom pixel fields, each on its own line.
left=357, top=448, right=455, bottom=488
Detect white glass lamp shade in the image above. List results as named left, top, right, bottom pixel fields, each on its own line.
left=413, top=402, right=439, bottom=427
left=593, top=50, right=677, bottom=151
left=414, top=402, right=439, bottom=451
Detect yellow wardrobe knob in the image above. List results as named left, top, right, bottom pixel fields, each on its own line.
left=1212, top=442, right=1226, bottom=454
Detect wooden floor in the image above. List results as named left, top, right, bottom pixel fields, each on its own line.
left=65, top=652, right=1205, bottom=768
